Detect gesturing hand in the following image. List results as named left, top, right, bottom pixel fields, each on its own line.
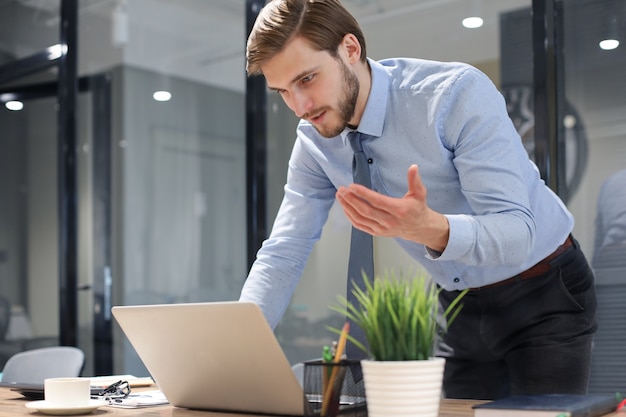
left=335, top=164, right=449, bottom=252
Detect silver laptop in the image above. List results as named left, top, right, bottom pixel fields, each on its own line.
left=111, top=301, right=307, bottom=416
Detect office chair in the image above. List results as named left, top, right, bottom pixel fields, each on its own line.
left=1, top=346, right=84, bottom=383
left=291, top=362, right=305, bottom=387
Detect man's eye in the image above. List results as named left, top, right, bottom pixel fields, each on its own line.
left=301, top=74, right=314, bottom=84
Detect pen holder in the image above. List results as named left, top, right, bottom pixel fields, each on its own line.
left=303, top=359, right=367, bottom=417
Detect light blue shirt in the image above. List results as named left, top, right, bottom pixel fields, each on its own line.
left=240, top=58, right=574, bottom=329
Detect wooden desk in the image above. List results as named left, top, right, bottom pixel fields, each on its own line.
left=0, top=388, right=620, bottom=417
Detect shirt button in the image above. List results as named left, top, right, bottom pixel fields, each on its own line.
left=367, top=158, right=373, bottom=164
left=453, top=278, right=460, bottom=283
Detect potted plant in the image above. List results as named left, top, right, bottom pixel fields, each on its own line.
left=330, top=269, right=467, bottom=417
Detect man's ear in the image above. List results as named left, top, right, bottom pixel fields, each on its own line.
left=340, top=33, right=362, bottom=64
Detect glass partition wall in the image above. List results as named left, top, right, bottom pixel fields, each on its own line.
left=1, top=0, right=624, bottom=395
left=0, top=0, right=85, bottom=372
left=560, top=0, right=626, bottom=394
left=103, top=1, right=249, bottom=375
left=0, top=0, right=248, bottom=376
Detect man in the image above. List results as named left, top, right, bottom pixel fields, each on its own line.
left=239, top=0, right=597, bottom=400
left=593, top=169, right=626, bottom=268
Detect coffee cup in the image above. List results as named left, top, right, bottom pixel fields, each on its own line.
left=44, top=377, right=91, bottom=407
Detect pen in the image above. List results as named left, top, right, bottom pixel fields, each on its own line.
left=321, top=321, right=349, bottom=416
left=323, top=345, right=333, bottom=363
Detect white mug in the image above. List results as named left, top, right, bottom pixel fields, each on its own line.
left=44, top=377, right=91, bottom=407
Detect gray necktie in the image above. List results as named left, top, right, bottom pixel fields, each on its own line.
left=346, top=131, right=374, bottom=359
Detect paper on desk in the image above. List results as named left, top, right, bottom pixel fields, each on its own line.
left=107, top=390, right=169, bottom=408
left=89, top=375, right=155, bottom=388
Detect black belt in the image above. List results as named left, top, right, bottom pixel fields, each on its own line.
left=471, top=235, right=574, bottom=290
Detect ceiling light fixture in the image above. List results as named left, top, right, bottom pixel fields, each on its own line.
left=5, top=101, right=24, bottom=111
left=599, top=39, right=620, bottom=50
left=47, top=44, right=64, bottom=60
left=153, top=91, right=172, bottom=102
left=462, top=16, right=483, bottom=29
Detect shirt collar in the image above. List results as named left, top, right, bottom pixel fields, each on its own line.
left=341, top=58, right=389, bottom=145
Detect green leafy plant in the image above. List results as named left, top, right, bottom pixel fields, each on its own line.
left=330, top=270, right=468, bottom=361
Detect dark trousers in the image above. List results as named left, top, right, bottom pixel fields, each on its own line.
left=436, top=237, right=597, bottom=400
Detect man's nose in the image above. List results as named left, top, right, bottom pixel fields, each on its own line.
left=291, top=91, right=312, bottom=119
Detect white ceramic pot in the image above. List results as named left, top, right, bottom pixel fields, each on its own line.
left=360, top=357, right=445, bottom=417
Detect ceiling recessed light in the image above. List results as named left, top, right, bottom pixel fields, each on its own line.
left=5, top=101, right=24, bottom=111
left=153, top=91, right=172, bottom=102
left=462, top=16, right=483, bottom=29
left=563, top=114, right=577, bottom=129
left=599, top=39, right=619, bottom=50
left=48, top=44, right=64, bottom=60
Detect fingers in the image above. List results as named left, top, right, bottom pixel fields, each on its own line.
left=336, top=164, right=427, bottom=236
left=337, top=184, right=394, bottom=215
left=406, top=164, right=426, bottom=200
left=336, top=185, right=385, bottom=233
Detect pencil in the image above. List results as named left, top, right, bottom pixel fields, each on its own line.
left=321, top=321, right=349, bottom=416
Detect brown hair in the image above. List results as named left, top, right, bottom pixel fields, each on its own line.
left=246, top=0, right=367, bottom=75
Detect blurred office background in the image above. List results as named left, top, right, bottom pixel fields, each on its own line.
left=0, top=0, right=624, bottom=393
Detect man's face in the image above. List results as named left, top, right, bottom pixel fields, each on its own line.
left=261, top=37, right=360, bottom=138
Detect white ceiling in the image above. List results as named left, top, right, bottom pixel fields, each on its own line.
left=3, top=0, right=531, bottom=92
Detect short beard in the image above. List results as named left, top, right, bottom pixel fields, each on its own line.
left=316, top=58, right=360, bottom=138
